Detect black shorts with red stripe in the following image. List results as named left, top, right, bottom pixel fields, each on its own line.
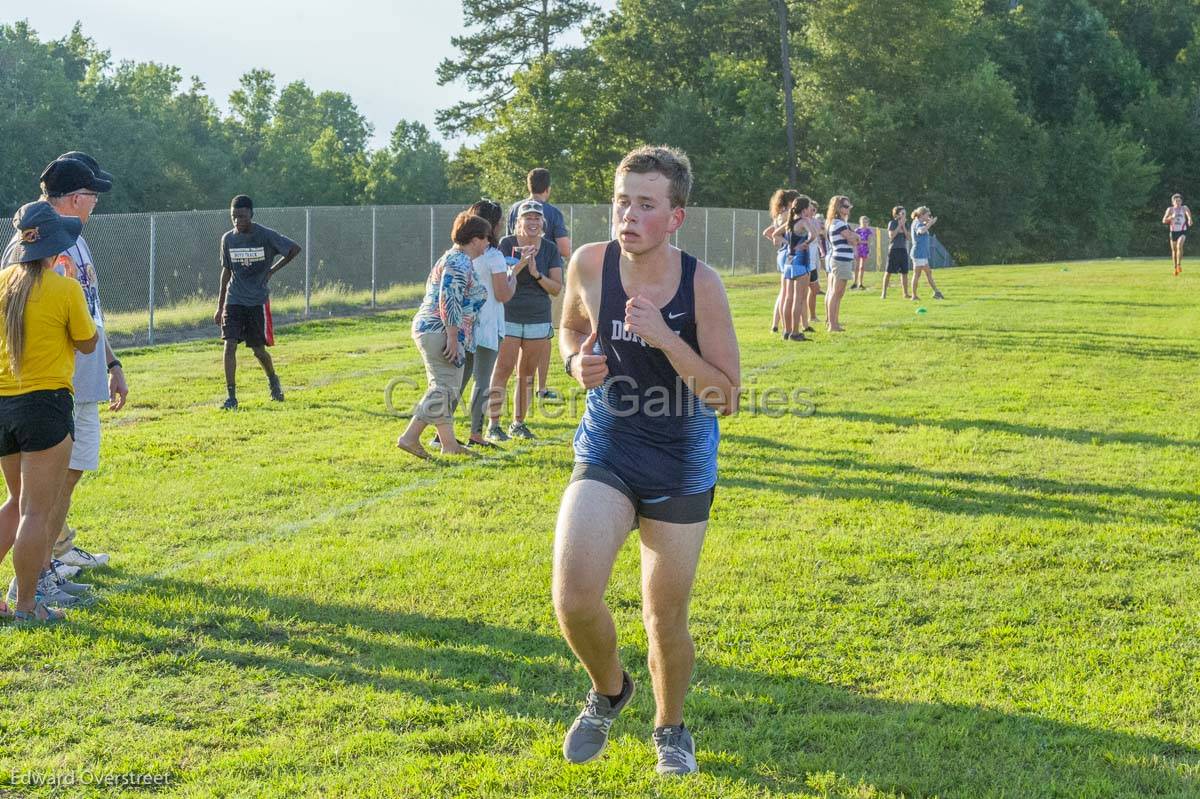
left=222, top=303, right=269, bottom=348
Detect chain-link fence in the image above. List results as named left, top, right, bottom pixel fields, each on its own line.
left=83, top=204, right=949, bottom=348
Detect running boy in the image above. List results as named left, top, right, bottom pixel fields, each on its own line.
left=554, top=146, right=740, bottom=777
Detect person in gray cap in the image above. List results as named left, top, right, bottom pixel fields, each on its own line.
left=1, top=155, right=125, bottom=605
left=0, top=201, right=99, bottom=623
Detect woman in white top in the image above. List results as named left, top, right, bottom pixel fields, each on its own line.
left=459, top=200, right=516, bottom=447
left=1162, top=193, right=1192, bottom=276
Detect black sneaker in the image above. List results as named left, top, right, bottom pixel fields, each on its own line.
left=221, top=396, right=238, bottom=411
left=268, top=375, right=284, bottom=402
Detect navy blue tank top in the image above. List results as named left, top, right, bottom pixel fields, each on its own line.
left=573, top=241, right=719, bottom=497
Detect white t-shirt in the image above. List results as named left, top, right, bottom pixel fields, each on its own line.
left=53, top=235, right=109, bottom=404
left=471, top=247, right=508, bottom=351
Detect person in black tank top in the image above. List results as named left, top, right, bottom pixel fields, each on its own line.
left=551, top=146, right=740, bottom=777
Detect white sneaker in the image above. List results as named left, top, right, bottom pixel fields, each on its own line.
left=57, top=546, right=110, bottom=569
left=50, top=559, right=81, bottom=579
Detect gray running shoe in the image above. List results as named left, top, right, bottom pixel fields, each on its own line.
left=653, top=724, right=698, bottom=776
left=48, top=564, right=91, bottom=596
left=8, top=572, right=83, bottom=608
left=563, top=672, right=635, bottom=764
left=486, top=424, right=510, bottom=443
left=508, top=421, right=535, bottom=440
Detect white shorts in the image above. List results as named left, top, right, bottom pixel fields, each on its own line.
left=911, top=258, right=930, bottom=268
left=69, top=401, right=101, bottom=472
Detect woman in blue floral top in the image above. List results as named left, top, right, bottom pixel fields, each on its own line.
left=397, top=212, right=491, bottom=459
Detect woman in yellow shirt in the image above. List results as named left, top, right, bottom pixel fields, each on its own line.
left=0, top=202, right=98, bottom=624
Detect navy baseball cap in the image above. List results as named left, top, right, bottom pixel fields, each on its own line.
left=4, top=201, right=83, bottom=265
left=39, top=157, right=112, bottom=197
left=58, top=151, right=114, bottom=184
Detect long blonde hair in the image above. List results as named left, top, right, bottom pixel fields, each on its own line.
left=826, top=196, right=849, bottom=231
left=2, top=260, right=48, bottom=377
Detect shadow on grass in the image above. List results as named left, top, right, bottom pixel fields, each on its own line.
left=805, top=409, right=1200, bottom=451
left=720, top=436, right=1199, bottom=524
left=912, top=325, right=1200, bottom=363
left=69, top=575, right=1200, bottom=798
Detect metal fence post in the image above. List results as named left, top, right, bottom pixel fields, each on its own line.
left=731, top=211, right=737, bottom=275
left=370, top=206, right=377, bottom=308
left=569, top=205, right=574, bottom=239
left=304, top=208, right=311, bottom=318
left=429, top=206, right=435, bottom=268
left=148, top=214, right=156, bottom=345
left=704, top=208, right=709, bottom=265
left=756, top=211, right=762, bottom=273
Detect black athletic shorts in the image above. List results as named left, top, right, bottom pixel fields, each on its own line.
left=887, top=248, right=910, bottom=274
left=0, top=389, right=74, bottom=456
left=221, top=303, right=268, bottom=348
left=570, top=462, right=714, bottom=526
left=809, top=265, right=819, bottom=282
left=1171, top=229, right=1187, bottom=242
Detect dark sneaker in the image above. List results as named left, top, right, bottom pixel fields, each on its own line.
left=509, top=421, right=535, bottom=440
left=221, top=396, right=238, bottom=410
left=563, top=672, right=635, bottom=764
left=268, top=375, right=284, bottom=402
left=653, top=724, right=698, bottom=776
left=486, top=424, right=510, bottom=443
left=933, top=291, right=945, bottom=300
left=537, top=389, right=563, bottom=404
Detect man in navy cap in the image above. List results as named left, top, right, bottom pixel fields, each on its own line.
left=2, top=154, right=125, bottom=604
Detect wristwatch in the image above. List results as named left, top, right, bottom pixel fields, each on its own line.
left=107, top=359, right=122, bottom=372
left=564, top=352, right=577, bottom=377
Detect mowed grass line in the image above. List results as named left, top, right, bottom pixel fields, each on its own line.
left=0, top=259, right=1197, bottom=798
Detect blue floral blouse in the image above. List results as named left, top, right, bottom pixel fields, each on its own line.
left=412, top=248, right=488, bottom=367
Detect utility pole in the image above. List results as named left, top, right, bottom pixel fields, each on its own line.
left=773, top=0, right=798, bottom=186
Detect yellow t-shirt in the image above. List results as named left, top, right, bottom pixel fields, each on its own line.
left=0, top=265, right=97, bottom=396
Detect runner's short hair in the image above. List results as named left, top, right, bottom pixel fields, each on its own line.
left=616, top=146, right=693, bottom=208
left=231, top=195, right=254, bottom=211
left=527, top=168, right=551, bottom=195
left=451, top=212, right=492, bottom=245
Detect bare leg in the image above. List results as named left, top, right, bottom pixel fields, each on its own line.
left=489, top=337, right=521, bottom=427
left=639, top=515, right=707, bottom=727
left=42, top=469, right=82, bottom=570
left=780, top=279, right=795, bottom=336
left=0, top=455, right=20, bottom=565
left=552, top=480, right=636, bottom=696
left=223, top=340, right=238, bottom=389
left=881, top=272, right=891, bottom=298
left=515, top=339, right=549, bottom=423
left=12, top=437, right=73, bottom=612
left=251, top=345, right=276, bottom=379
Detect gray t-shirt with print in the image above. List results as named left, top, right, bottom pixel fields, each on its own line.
left=220, top=224, right=297, bottom=307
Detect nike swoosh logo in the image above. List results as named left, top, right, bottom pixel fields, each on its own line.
left=668, top=312, right=686, bottom=320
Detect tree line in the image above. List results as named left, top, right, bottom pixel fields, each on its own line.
left=4, top=1, right=1198, bottom=264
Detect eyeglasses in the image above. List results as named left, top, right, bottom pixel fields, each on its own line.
left=71, top=191, right=100, bottom=201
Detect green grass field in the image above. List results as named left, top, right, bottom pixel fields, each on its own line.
left=1, top=259, right=1198, bottom=798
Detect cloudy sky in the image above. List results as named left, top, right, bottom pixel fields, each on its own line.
left=13, top=0, right=616, bottom=150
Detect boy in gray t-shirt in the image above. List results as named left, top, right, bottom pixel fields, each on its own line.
left=214, top=195, right=300, bottom=409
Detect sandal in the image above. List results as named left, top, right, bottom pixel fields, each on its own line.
left=13, top=600, right=66, bottom=625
